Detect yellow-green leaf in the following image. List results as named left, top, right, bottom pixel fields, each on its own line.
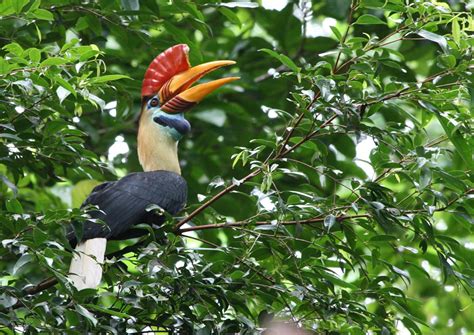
left=354, top=14, right=386, bottom=25
left=452, top=16, right=461, bottom=45
left=6, top=199, right=23, bottom=213
left=89, top=74, right=131, bottom=84
left=40, top=57, right=68, bottom=67
left=31, top=8, right=54, bottom=21
left=259, top=48, right=300, bottom=73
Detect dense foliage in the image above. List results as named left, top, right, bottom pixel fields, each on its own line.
left=0, top=0, right=473, bottom=333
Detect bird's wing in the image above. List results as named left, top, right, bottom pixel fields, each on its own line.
left=68, top=171, right=187, bottom=243
left=81, top=181, right=115, bottom=206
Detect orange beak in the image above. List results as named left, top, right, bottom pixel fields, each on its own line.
left=159, top=61, right=239, bottom=114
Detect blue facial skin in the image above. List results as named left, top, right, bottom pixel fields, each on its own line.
left=147, top=96, right=191, bottom=141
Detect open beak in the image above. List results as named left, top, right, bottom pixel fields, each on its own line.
left=159, top=60, right=239, bottom=114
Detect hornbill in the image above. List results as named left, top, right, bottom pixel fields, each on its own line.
left=68, top=44, right=238, bottom=290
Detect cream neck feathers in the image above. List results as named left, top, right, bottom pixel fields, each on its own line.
left=137, top=111, right=181, bottom=174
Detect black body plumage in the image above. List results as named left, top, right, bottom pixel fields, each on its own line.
left=67, top=170, right=187, bottom=245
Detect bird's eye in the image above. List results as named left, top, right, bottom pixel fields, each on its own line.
left=149, top=97, right=159, bottom=107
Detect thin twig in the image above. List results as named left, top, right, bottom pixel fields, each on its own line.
left=275, top=91, right=321, bottom=157
left=10, top=93, right=53, bottom=122
left=333, top=0, right=358, bottom=72
left=280, top=114, right=338, bottom=157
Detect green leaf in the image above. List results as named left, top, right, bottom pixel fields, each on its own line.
left=402, top=317, right=422, bottom=335
left=218, top=8, right=241, bottom=27
left=470, top=87, right=474, bottom=116
left=324, top=214, right=336, bottom=231
left=392, top=266, right=410, bottom=280
left=89, top=74, right=131, bottom=84
left=330, top=26, right=343, bottom=41
left=0, top=133, right=21, bottom=141
left=417, top=30, right=448, bottom=52
left=75, top=305, right=98, bottom=326
left=60, top=38, right=80, bottom=53
left=121, top=0, right=139, bottom=11
left=1, top=174, right=17, bottom=196
left=28, top=48, right=41, bottom=64
left=319, top=270, right=357, bottom=289
left=354, top=14, right=386, bottom=25
left=369, top=235, right=397, bottom=243
left=0, top=2, right=15, bottom=16
left=433, top=169, right=467, bottom=192
left=6, top=199, right=23, bottom=213
left=0, top=294, right=18, bottom=308
left=55, top=76, right=77, bottom=98
left=287, top=194, right=301, bottom=205
left=0, top=58, right=13, bottom=75
left=259, top=48, right=300, bottom=73
left=75, top=17, right=89, bottom=31
left=2, top=42, right=23, bottom=56
left=31, top=8, right=54, bottom=21
left=439, top=54, right=456, bottom=68
left=26, top=0, right=41, bottom=12
left=40, top=57, right=68, bottom=67
left=78, top=50, right=100, bottom=62
left=419, top=167, right=432, bottom=190
left=84, top=304, right=132, bottom=319
left=175, top=2, right=204, bottom=21
left=56, top=86, right=71, bottom=104
left=44, top=119, right=68, bottom=135
left=33, top=228, right=48, bottom=245
left=452, top=16, right=461, bottom=45
left=13, top=254, right=33, bottom=275
left=12, top=0, right=28, bottom=14
left=433, top=111, right=472, bottom=166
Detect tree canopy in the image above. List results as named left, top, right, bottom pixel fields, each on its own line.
left=0, top=0, right=473, bottom=333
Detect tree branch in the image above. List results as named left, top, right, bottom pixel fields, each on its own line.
left=10, top=276, right=58, bottom=309
left=177, top=214, right=370, bottom=233
left=333, top=0, right=358, bottom=72
left=404, top=188, right=473, bottom=214
left=174, top=169, right=261, bottom=229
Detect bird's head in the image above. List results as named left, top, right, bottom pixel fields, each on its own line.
left=138, top=44, right=238, bottom=173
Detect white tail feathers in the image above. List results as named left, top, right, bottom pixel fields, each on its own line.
left=68, top=238, right=107, bottom=290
